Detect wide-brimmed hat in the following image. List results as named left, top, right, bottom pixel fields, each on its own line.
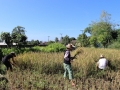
left=10, top=52, right=16, bottom=57
left=66, top=44, right=73, bottom=49
left=100, top=54, right=104, bottom=58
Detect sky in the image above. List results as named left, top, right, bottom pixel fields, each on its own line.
left=0, top=0, right=120, bottom=42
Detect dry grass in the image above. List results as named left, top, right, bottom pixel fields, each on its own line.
left=2, top=47, right=120, bottom=90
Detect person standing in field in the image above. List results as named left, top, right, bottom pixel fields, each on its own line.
left=63, top=44, right=76, bottom=86
left=2, top=52, right=16, bottom=72
left=96, top=54, right=108, bottom=70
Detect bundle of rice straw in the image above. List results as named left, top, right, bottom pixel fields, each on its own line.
left=74, top=47, right=83, bottom=57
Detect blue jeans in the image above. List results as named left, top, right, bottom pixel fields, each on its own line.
left=63, top=63, right=73, bottom=80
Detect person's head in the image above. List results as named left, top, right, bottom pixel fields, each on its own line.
left=10, top=52, right=16, bottom=57
left=66, top=44, right=74, bottom=51
left=100, top=54, right=104, bottom=58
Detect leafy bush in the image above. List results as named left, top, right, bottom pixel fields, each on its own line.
left=44, top=43, right=66, bottom=52
left=108, top=41, right=120, bottom=49
left=0, top=63, right=7, bottom=75
left=2, top=48, right=14, bottom=56
left=32, top=46, right=43, bottom=52
left=1, top=43, right=66, bottom=56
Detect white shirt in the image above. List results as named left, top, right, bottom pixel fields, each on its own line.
left=97, top=58, right=108, bottom=69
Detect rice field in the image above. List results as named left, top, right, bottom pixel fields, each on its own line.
left=1, top=47, right=120, bottom=90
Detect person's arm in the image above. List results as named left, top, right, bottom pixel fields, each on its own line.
left=96, top=61, right=99, bottom=70
left=70, top=56, right=76, bottom=60
left=106, top=59, right=108, bottom=66
left=12, top=57, right=16, bottom=64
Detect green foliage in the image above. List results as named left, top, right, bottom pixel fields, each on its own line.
left=1, top=43, right=66, bottom=56
left=2, top=48, right=14, bottom=56
left=77, top=33, right=90, bottom=47
left=61, top=35, right=70, bottom=45
left=47, top=40, right=55, bottom=45
left=0, top=32, right=12, bottom=47
left=11, top=26, right=27, bottom=47
left=111, top=30, right=118, bottom=40
left=2, top=48, right=25, bottom=56
left=0, top=63, right=7, bottom=75
left=27, top=40, right=40, bottom=45
left=2, top=48, right=27, bottom=56
left=55, top=37, right=59, bottom=43
left=84, top=11, right=120, bottom=48
left=90, top=21, right=112, bottom=47
left=89, top=36, right=98, bottom=47
left=0, top=76, right=8, bottom=90
left=84, top=27, right=92, bottom=34
left=44, top=43, right=66, bottom=52
left=116, top=29, right=120, bottom=42
left=108, top=41, right=120, bottom=49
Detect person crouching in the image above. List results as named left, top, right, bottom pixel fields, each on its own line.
left=96, top=54, right=108, bottom=70
left=2, top=52, right=16, bottom=72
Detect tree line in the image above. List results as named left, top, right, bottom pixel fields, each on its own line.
left=0, top=11, right=120, bottom=49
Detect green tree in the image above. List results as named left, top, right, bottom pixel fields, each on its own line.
left=70, top=37, right=76, bottom=45
left=30, top=40, right=35, bottom=45
left=55, top=37, right=59, bottom=43
left=34, top=40, right=40, bottom=45
left=77, top=33, right=89, bottom=47
left=0, top=33, right=2, bottom=42
left=114, top=29, right=120, bottom=42
left=39, top=41, right=43, bottom=45
left=86, top=11, right=114, bottom=48
left=61, top=35, right=70, bottom=45
left=11, top=26, right=27, bottom=48
left=69, top=37, right=76, bottom=41
left=89, top=36, right=98, bottom=47
left=28, top=40, right=39, bottom=45
left=84, top=27, right=92, bottom=34
left=0, top=32, right=12, bottom=47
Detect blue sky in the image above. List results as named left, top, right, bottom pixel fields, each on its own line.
left=0, top=0, right=120, bottom=42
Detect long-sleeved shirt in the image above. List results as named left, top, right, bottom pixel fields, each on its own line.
left=64, top=50, right=71, bottom=64
left=2, top=54, right=13, bottom=63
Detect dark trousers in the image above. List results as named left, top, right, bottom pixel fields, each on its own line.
left=3, top=61, right=12, bottom=71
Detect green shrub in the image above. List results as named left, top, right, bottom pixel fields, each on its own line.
left=0, top=63, right=7, bottom=75
left=1, top=43, right=66, bottom=56
left=44, top=43, right=66, bottom=52
left=32, top=46, right=42, bottom=52
left=108, top=41, right=120, bottom=49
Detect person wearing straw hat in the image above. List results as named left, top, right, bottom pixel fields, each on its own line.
left=96, top=54, right=108, bottom=70
left=63, top=44, right=76, bottom=86
left=2, top=52, right=16, bottom=72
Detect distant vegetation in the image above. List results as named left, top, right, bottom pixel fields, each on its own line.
left=0, top=11, right=120, bottom=49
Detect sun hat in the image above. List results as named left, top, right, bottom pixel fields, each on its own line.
left=10, top=52, right=16, bottom=57
left=100, top=54, right=104, bottom=58
left=66, top=44, right=73, bottom=49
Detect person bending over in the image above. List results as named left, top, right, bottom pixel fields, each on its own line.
left=2, top=52, right=16, bottom=72
left=96, top=54, right=108, bottom=70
